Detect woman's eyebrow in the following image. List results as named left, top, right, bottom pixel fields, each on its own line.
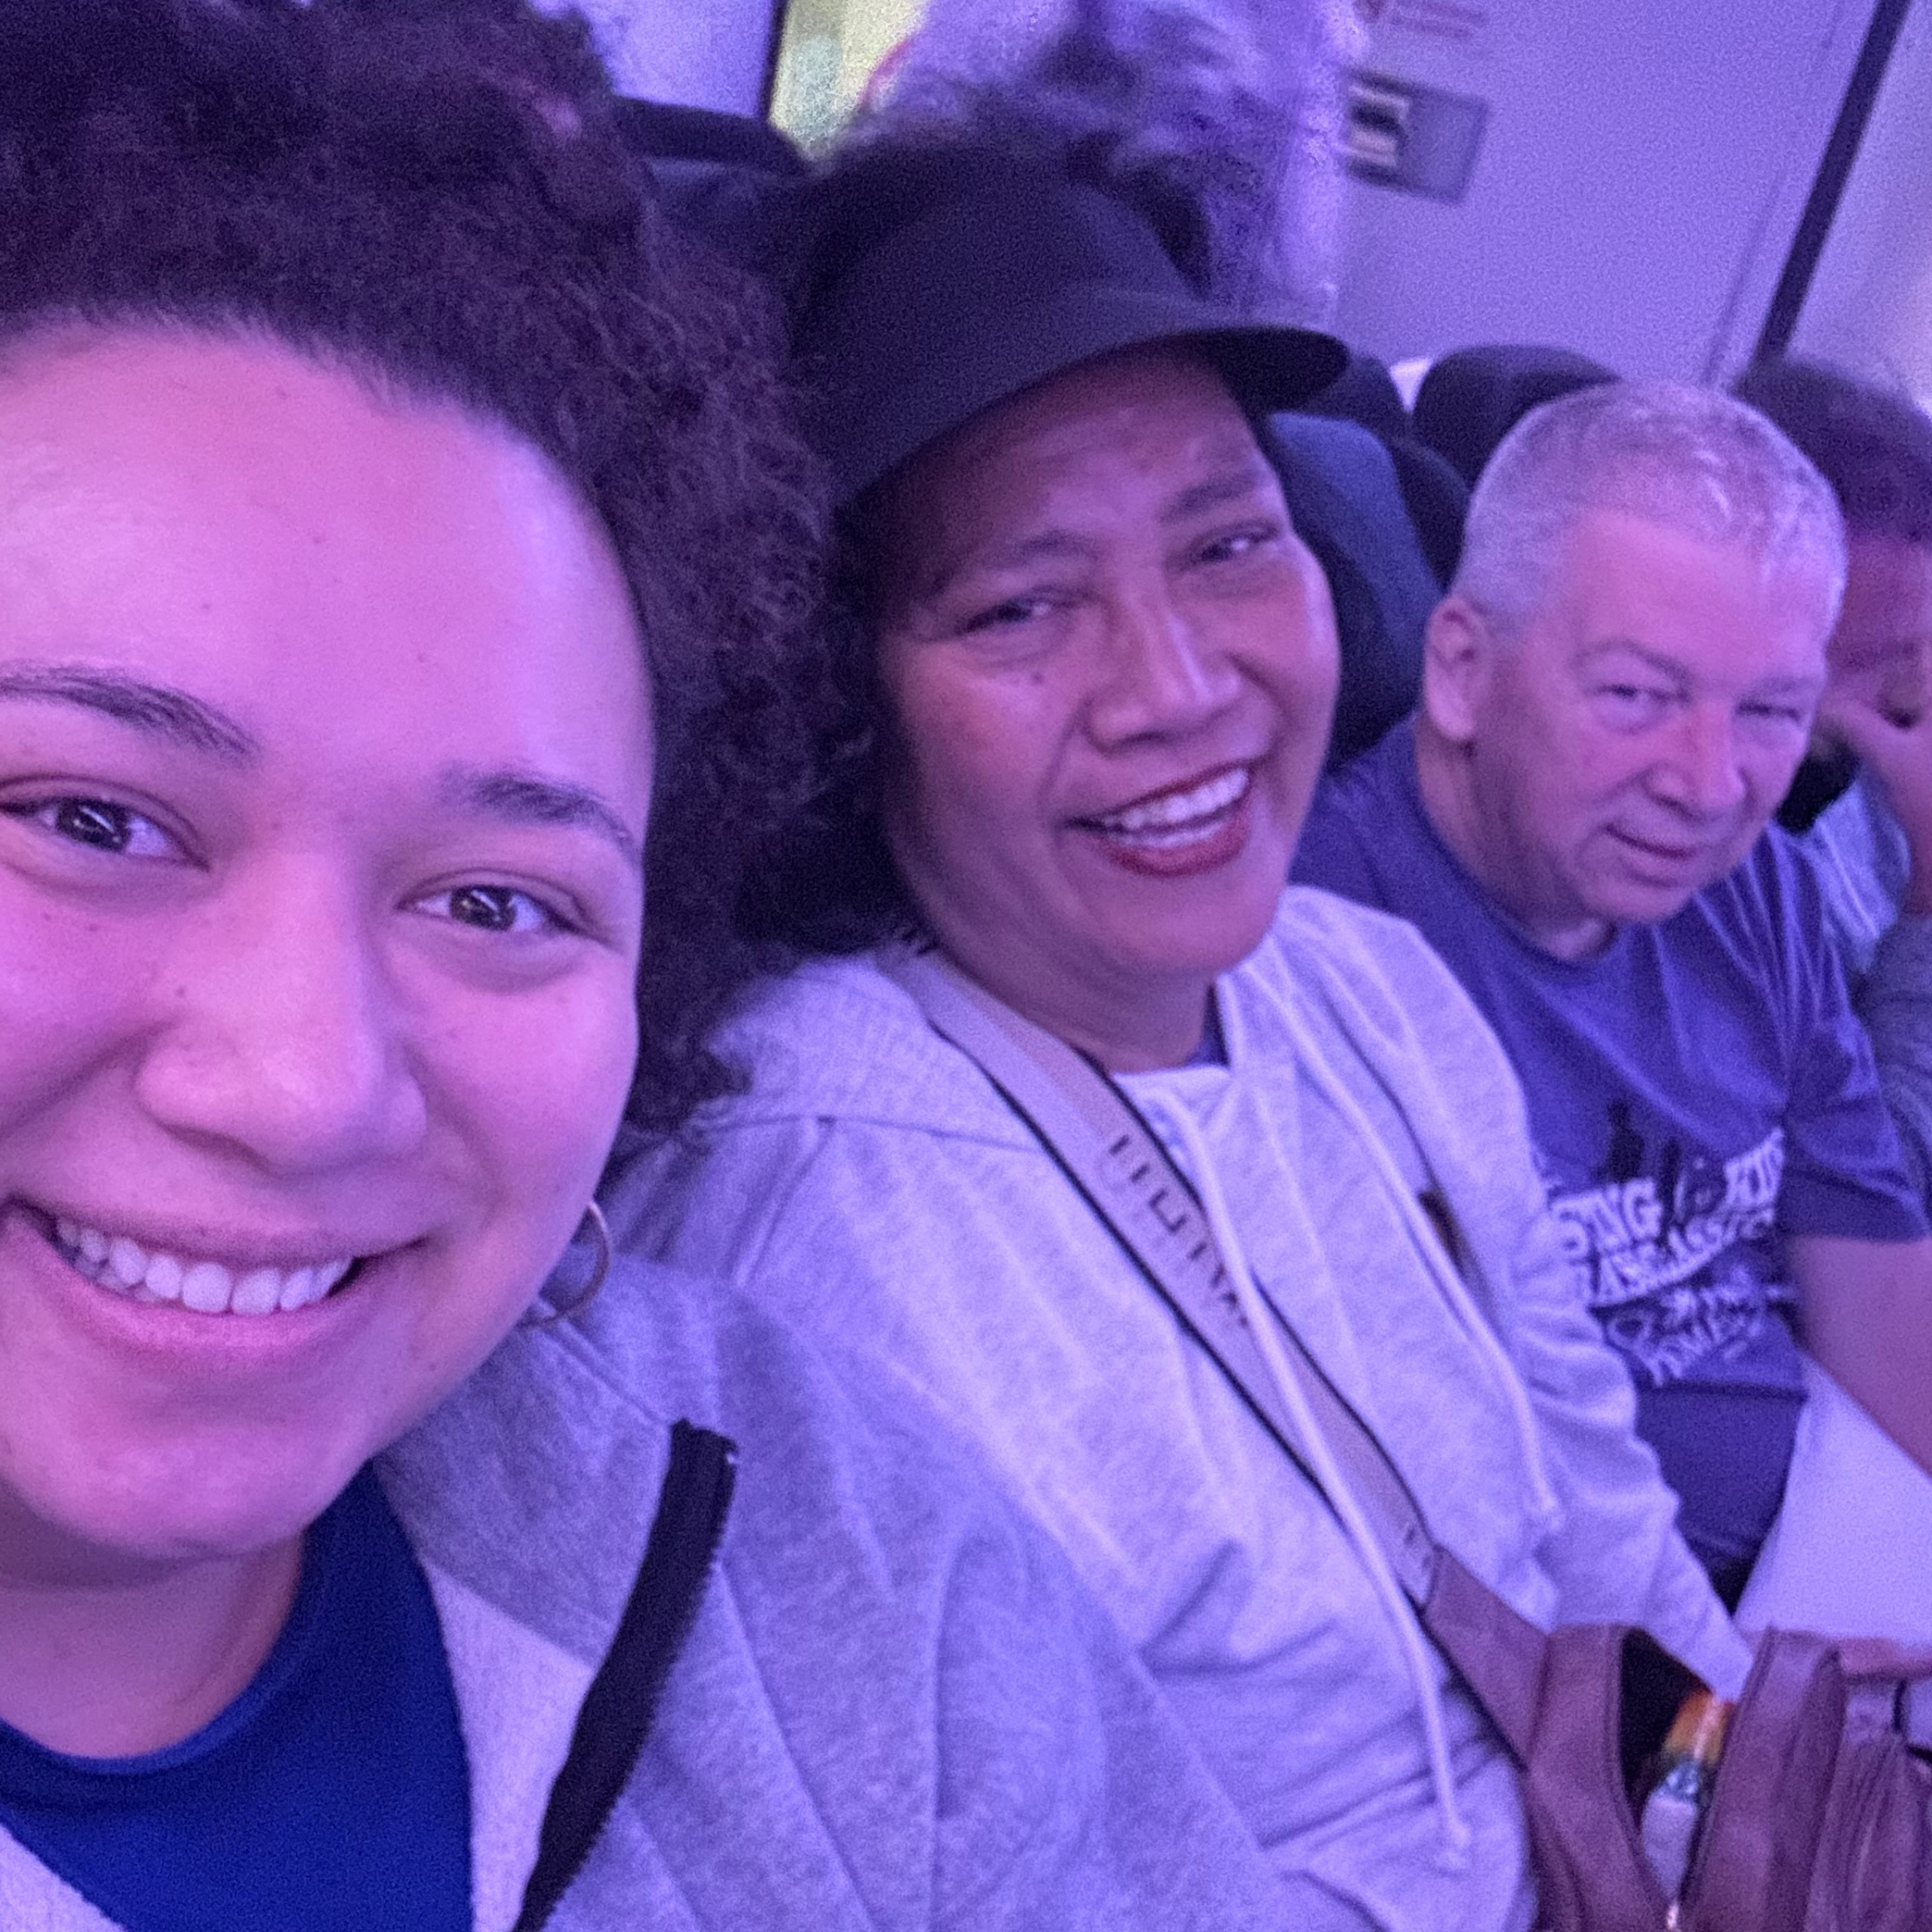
left=438, top=765, right=643, bottom=866
left=0, top=663, right=255, bottom=758
left=1161, top=469, right=1271, bottom=525
left=917, top=530, right=1089, bottom=606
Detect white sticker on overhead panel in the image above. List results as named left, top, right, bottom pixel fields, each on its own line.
left=1357, top=0, right=1493, bottom=54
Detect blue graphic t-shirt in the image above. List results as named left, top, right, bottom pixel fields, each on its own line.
left=1295, top=719, right=1926, bottom=1589
left=0, top=1466, right=470, bottom=1932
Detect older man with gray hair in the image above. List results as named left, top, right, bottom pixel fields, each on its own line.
left=1295, top=381, right=1932, bottom=1622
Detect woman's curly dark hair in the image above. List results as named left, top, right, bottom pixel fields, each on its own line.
left=0, top=0, right=835, bottom=1136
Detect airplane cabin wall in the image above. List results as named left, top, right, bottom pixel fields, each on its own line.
left=564, top=0, right=775, bottom=114
left=1789, top=1, right=1932, bottom=395
left=572, top=0, right=1929, bottom=400
left=1332, top=0, right=1880, bottom=382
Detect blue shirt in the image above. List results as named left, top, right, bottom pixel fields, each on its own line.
left=0, top=1467, right=470, bottom=1932
left=1806, top=770, right=1910, bottom=984
left=1295, top=720, right=1927, bottom=1589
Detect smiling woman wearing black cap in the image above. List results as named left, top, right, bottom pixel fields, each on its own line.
left=609, top=8, right=1751, bottom=1924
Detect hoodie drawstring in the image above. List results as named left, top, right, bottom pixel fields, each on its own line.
left=1248, top=974, right=1563, bottom=1537
left=1138, top=1088, right=1476, bottom=1869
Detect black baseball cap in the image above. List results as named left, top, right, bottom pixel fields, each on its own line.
left=796, top=148, right=1347, bottom=504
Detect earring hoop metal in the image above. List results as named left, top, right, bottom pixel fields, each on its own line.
left=521, top=1200, right=612, bottom=1327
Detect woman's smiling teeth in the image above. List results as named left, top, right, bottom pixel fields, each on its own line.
left=53, top=1217, right=355, bottom=1316
left=1085, top=766, right=1251, bottom=849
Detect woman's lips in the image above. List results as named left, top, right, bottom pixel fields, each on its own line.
left=1075, top=766, right=1256, bottom=878
left=0, top=1205, right=393, bottom=1385
left=29, top=1203, right=364, bottom=1318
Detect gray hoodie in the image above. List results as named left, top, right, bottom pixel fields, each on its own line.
left=608, top=888, right=1750, bottom=1932
left=0, top=1261, right=1291, bottom=1931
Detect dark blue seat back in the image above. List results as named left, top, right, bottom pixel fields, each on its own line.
left=1266, top=413, right=1450, bottom=763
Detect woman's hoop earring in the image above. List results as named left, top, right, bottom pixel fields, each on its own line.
left=521, top=1200, right=612, bottom=1328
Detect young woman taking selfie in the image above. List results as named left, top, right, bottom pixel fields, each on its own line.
left=0, top=5, right=1292, bottom=1928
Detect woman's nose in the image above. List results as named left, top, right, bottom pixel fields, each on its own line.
left=1085, top=580, right=1241, bottom=745
left=132, top=868, right=428, bottom=1175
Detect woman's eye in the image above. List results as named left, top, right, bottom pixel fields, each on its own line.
left=4, top=796, right=176, bottom=859
left=417, top=883, right=567, bottom=936
left=1194, top=524, right=1281, bottom=567
left=960, top=594, right=1057, bottom=635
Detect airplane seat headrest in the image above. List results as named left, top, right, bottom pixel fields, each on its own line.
left=1414, top=343, right=1619, bottom=486
left=1265, top=412, right=1449, bottom=764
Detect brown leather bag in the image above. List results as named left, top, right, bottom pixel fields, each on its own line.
left=883, top=945, right=1932, bottom=1932
left=1425, top=1550, right=1932, bottom=1931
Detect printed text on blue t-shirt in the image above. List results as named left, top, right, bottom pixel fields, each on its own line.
left=1546, top=1124, right=1790, bottom=1385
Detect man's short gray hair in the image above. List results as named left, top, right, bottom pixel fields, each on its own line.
left=1453, top=380, right=1848, bottom=636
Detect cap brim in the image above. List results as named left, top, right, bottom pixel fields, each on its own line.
left=817, top=283, right=1346, bottom=503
